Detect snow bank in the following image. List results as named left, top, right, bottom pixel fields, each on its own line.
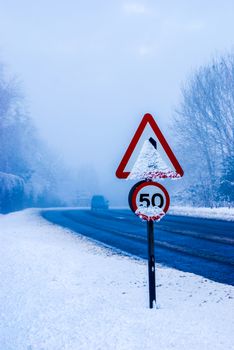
left=170, top=206, right=234, bottom=221
left=0, top=209, right=233, bottom=350
left=0, top=171, right=24, bottom=190
left=0, top=172, right=25, bottom=213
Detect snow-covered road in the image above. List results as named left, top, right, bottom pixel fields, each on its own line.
left=0, top=209, right=233, bottom=350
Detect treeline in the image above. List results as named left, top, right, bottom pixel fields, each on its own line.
left=0, top=63, right=75, bottom=213
left=172, top=53, right=234, bottom=207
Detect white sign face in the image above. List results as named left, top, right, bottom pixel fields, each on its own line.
left=127, top=138, right=176, bottom=181
left=129, top=181, right=170, bottom=221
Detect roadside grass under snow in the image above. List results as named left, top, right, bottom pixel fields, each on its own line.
left=112, top=206, right=234, bottom=221
left=0, top=209, right=233, bottom=350
left=169, top=206, right=234, bottom=221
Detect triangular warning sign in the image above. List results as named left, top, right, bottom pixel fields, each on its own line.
left=116, top=113, right=184, bottom=180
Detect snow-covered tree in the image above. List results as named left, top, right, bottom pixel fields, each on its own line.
left=218, top=153, right=234, bottom=206
left=0, top=62, right=73, bottom=211
left=172, top=53, right=234, bottom=207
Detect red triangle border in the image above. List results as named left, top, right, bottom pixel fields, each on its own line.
left=116, top=113, right=184, bottom=179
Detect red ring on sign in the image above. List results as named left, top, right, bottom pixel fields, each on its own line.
left=131, top=181, right=170, bottom=221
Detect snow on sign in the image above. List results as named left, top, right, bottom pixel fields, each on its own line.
left=129, top=181, right=170, bottom=222
left=116, top=113, right=184, bottom=180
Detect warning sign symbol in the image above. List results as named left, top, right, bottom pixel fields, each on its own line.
left=116, top=113, right=184, bottom=180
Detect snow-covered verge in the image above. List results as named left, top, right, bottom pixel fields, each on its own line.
left=169, top=206, right=234, bottom=221
left=0, top=210, right=233, bottom=350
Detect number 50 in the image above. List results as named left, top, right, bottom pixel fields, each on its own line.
left=139, top=193, right=164, bottom=208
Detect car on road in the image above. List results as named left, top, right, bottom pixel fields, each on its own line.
left=91, top=195, right=109, bottom=211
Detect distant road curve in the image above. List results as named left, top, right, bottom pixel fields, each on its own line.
left=42, top=209, right=234, bottom=285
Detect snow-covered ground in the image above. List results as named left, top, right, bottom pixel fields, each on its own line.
left=112, top=206, right=234, bottom=221
left=169, top=206, right=234, bottom=221
left=0, top=209, right=233, bottom=350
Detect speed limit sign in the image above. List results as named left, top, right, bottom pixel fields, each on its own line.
left=129, top=181, right=170, bottom=221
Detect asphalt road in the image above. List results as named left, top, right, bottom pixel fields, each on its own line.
left=42, top=209, right=234, bottom=285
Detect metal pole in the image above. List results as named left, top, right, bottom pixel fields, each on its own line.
left=147, top=220, right=156, bottom=308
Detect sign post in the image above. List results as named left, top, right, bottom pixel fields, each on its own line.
left=116, top=113, right=184, bottom=309
left=128, top=180, right=170, bottom=308
left=147, top=220, right=156, bottom=308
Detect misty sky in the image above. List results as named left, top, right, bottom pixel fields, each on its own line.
left=1, top=0, right=234, bottom=203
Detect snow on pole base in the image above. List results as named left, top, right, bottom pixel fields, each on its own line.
left=127, top=140, right=181, bottom=180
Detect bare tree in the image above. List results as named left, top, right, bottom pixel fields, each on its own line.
left=173, top=53, right=234, bottom=207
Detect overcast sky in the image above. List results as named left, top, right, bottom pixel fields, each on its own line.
left=1, top=0, right=234, bottom=202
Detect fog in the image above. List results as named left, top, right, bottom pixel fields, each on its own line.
left=1, top=0, right=234, bottom=205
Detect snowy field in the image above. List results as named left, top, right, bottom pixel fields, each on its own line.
left=112, top=206, right=234, bottom=221
left=0, top=209, right=233, bottom=350
left=169, top=206, right=234, bottom=221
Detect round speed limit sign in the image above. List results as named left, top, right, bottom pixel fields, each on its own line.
left=128, top=181, right=170, bottom=221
